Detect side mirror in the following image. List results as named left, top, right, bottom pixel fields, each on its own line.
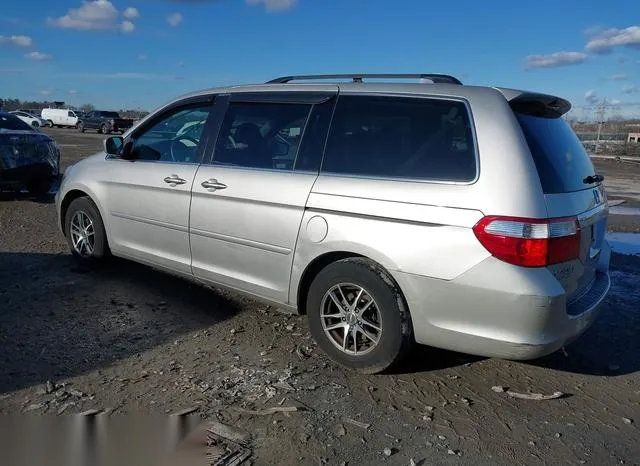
left=104, top=136, right=123, bottom=155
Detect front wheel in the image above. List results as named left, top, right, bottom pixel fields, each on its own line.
left=100, top=124, right=110, bottom=135
left=77, top=122, right=85, bottom=133
left=32, top=121, right=40, bottom=128
left=64, top=197, right=110, bottom=264
left=307, top=258, right=414, bottom=374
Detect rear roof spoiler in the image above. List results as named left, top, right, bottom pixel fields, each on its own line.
left=498, top=89, right=571, bottom=118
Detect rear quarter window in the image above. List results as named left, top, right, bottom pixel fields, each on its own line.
left=321, top=95, right=477, bottom=182
left=515, top=113, right=597, bottom=194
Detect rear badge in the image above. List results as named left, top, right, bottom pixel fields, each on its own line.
left=593, top=189, right=602, bottom=205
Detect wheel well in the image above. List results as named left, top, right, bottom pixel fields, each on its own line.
left=60, top=189, right=89, bottom=234
left=296, top=251, right=363, bottom=315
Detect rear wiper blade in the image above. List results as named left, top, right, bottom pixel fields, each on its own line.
left=583, top=174, right=604, bottom=184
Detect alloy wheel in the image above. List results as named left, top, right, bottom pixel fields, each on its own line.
left=320, top=283, right=382, bottom=356
left=70, top=211, right=95, bottom=257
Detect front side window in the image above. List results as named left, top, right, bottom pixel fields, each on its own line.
left=212, top=102, right=311, bottom=171
left=322, top=95, right=477, bottom=182
left=129, top=105, right=212, bottom=163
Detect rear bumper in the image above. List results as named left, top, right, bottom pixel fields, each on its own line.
left=0, top=164, right=58, bottom=188
left=392, top=242, right=611, bottom=360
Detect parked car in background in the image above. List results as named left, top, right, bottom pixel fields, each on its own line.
left=9, top=110, right=50, bottom=128
left=41, top=108, right=80, bottom=128
left=55, top=73, right=611, bottom=374
left=0, top=112, right=60, bottom=196
left=77, top=111, right=134, bottom=134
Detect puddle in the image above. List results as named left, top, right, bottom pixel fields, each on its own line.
left=606, top=232, right=640, bottom=256
left=609, top=206, right=640, bottom=216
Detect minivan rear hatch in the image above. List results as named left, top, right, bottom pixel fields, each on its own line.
left=509, top=93, right=608, bottom=304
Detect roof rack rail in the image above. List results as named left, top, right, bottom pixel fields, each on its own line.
left=266, top=74, right=463, bottom=85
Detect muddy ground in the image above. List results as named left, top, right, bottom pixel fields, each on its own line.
left=0, top=128, right=638, bottom=465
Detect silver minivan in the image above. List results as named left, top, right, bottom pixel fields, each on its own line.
left=55, top=74, right=611, bottom=373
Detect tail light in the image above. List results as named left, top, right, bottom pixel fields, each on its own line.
left=472, top=215, right=580, bottom=267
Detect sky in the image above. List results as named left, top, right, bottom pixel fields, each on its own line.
left=1, top=0, right=640, bottom=118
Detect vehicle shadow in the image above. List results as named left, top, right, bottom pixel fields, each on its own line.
left=526, top=253, right=640, bottom=377
left=0, top=252, right=241, bottom=394
left=391, top=345, right=485, bottom=375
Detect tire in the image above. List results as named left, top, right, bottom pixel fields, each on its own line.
left=77, top=122, right=85, bottom=133
left=47, top=120, right=54, bottom=127
left=26, top=179, right=52, bottom=197
left=64, top=196, right=110, bottom=264
left=32, top=121, right=40, bottom=128
left=307, top=258, right=414, bottom=374
left=101, top=124, right=110, bottom=135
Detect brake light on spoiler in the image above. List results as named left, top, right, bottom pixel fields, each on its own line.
left=472, top=216, right=580, bottom=267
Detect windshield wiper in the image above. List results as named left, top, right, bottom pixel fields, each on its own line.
left=583, top=174, right=604, bottom=184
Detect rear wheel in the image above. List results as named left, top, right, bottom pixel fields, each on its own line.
left=101, top=124, right=110, bottom=135
left=31, top=121, right=40, bottom=128
left=307, top=258, right=414, bottom=374
left=64, top=197, right=109, bottom=264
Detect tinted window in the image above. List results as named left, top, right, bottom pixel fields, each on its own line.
left=322, top=96, right=476, bottom=181
left=100, top=111, right=119, bottom=118
left=212, top=102, right=311, bottom=171
left=516, top=113, right=596, bottom=193
left=129, top=105, right=211, bottom=163
left=0, top=113, right=33, bottom=131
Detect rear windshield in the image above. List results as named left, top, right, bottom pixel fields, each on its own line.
left=515, top=113, right=596, bottom=194
left=0, top=113, right=33, bottom=131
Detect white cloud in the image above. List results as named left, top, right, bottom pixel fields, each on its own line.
left=48, top=0, right=136, bottom=33
left=585, top=90, right=599, bottom=105
left=123, top=7, right=139, bottom=19
left=0, top=35, right=33, bottom=47
left=245, top=0, right=297, bottom=12
left=524, top=51, right=588, bottom=69
left=167, top=12, right=183, bottom=27
left=121, top=20, right=135, bottom=33
left=69, top=89, right=78, bottom=95
left=622, top=85, right=639, bottom=94
left=40, top=89, right=52, bottom=96
left=138, top=53, right=148, bottom=60
left=25, top=51, right=53, bottom=61
left=608, top=73, right=628, bottom=81
left=610, top=99, right=621, bottom=105
left=48, top=0, right=118, bottom=30
left=585, top=26, right=640, bottom=53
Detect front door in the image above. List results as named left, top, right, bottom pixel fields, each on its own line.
left=103, top=97, right=216, bottom=274
left=189, top=91, right=336, bottom=302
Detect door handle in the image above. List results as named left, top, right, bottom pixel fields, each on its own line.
left=163, top=175, right=187, bottom=186
left=201, top=179, right=227, bottom=191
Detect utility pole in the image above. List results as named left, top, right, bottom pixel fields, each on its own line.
left=595, top=99, right=607, bottom=154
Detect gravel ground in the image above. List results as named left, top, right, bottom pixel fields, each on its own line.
left=1, top=128, right=639, bottom=465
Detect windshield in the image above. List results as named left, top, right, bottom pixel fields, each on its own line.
left=0, top=113, right=34, bottom=131
left=515, top=113, right=597, bottom=194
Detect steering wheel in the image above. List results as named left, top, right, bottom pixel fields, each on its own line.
left=169, top=135, right=199, bottom=161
